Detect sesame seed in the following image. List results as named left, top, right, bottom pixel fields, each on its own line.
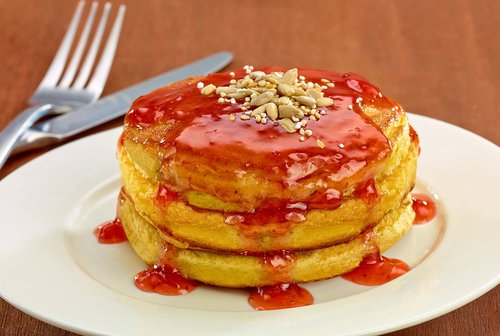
left=241, top=106, right=247, bottom=111
left=197, top=82, right=204, bottom=89
left=317, top=139, right=325, bottom=148
left=299, top=128, right=305, bottom=135
left=320, top=110, right=326, bottom=115
left=229, top=114, right=236, bottom=121
left=217, top=97, right=225, bottom=103
left=230, top=79, right=236, bottom=85
left=339, top=143, right=345, bottom=148
left=230, top=98, right=236, bottom=104
left=347, top=105, right=353, bottom=110
left=240, top=114, right=250, bottom=120
left=294, top=122, right=302, bottom=129
left=299, top=75, right=305, bottom=81
left=299, top=136, right=305, bottom=141
left=309, top=115, right=317, bottom=121
left=230, top=72, right=235, bottom=77
left=305, top=129, right=313, bottom=136
left=255, top=115, right=262, bottom=122
left=292, top=116, right=299, bottom=122
left=261, top=117, right=268, bottom=124
left=327, top=82, right=335, bottom=88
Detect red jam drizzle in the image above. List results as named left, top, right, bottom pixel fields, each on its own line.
left=354, top=178, right=379, bottom=205
left=309, top=188, right=342, bottom=210
left=124, top=67, right=396, bottom=201
left=341, top=248, right=410, bottom=286
left=134, top=264, right=198, bottom=295
left=121, top=68, right=414, bottom=307
left=262, top=250, right=295, bottom=283
left=248, top=283, right=314, bottom=311
left=411, top=193, right=437, bottom=224
left=409, top=125, right=421, bottom=155
left=409, top=125, right=419, bottom=143
left=93, top=218, right=127, bottom=244
left=155, top=184, right=178, bottom=206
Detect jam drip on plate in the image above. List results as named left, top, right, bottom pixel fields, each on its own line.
left=93, top=219, right=127, bottom=244
left=411, top=193, right=437, bottom=224
left=341, top=247, right=410, bottom=286
left=247, top=249, right=313, bottom=310
left=134, top=264, right=198, bottom=295
left=248, top=283, right=314, bottom=311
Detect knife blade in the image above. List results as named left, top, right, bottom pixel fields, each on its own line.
left=13, top=51, right=233, bottom=153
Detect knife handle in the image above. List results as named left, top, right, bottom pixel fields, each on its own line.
left=0, top=104, right=55, bottom=170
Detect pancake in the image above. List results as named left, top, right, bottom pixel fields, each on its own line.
left=119, top=138, right=418, bottom=251
left=117, top=67, right=419, bottom=287
left=120, top=191, right=414, bottom=287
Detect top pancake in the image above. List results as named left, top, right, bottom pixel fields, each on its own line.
left=122, top=67, right=407, bottom=210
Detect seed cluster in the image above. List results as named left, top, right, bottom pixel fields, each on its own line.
left=197, top=66, right=335, bottom=145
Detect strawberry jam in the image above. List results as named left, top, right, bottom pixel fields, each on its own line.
left=411, top=193, right=437, bottom=224
left=134, top=264, right=198, bottom=295
left=93, top=219, right=127, bottom=244
left=124, top=68, right=397, bottom=207
left=155, top=184, right=178, bottom=207
left=341, top=248, right=410, bottom=286
left=248, top=283, right=314, bottom=310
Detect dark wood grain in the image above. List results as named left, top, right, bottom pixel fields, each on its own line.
left=0, top=0, right=498, bottom=335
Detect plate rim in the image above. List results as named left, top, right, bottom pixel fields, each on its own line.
left=0, top=113, right=499, bottom=336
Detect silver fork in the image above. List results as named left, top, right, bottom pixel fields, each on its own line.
left=0, top=0, right=126, bottom=169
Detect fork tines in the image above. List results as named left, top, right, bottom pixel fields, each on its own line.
left=33, top=1, right=126, bottom=101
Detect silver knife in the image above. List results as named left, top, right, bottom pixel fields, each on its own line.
left=13, top=51, right=233, bottom=154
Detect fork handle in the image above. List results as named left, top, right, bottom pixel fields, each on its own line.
left=0, top=104, right=55, bottom=170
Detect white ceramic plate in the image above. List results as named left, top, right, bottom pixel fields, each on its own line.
left=0, top=114, right=499, bottom=336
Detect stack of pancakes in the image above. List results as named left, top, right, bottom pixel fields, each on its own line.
left=118, top=67, right=418, bottom=287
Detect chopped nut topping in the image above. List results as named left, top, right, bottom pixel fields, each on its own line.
left=278, top=118, right=297, bottom=133
left=316, top=97, right=334, bottom=107
left=199, top=66, right=337, bottom=140
left=201, top=84, right=216, bottom=95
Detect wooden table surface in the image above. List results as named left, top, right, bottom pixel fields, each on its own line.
left=0, top=0, right=498, bottom=335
